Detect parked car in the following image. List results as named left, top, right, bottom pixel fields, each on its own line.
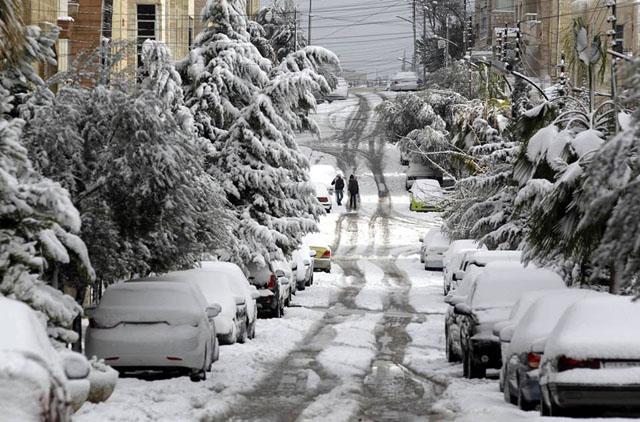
left=443, top=239, right=485, bottom=295
left=419, top=228, right=448, bottom=264
left=247, top=261, right=287, bottom=318
left=272, top=260, right=296, bottom=306
left=451, top=250, right=522, bottom=291
left=389, top=71, right=420, bottom=91
left=86, top=281, right=219, bottom=381
left=309, top=243, right=332, bottom=273
left=292, top=245, right=316, bottom=290
left=455, top=264, right=565, bottom=378
left=148, top=270, right=248, bottom=345
left=0, top=298, right=91, bottom=421
left=422, top=229, right=450, bottom=270
left=539, top=295, right=640, bottom=417
left=444, top=265, right=485, bottom=362
left=199, top=261, right=260, bottom=339
left=405, top=161, right=442, bottom=190
left=502, top=289, right=599, bottom=411
left=313, top=182, right=332, bottom=213
left=409, top=179, right=444, bottom=212
left=326, top=77, right=349, bottom=101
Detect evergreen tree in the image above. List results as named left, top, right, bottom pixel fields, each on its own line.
left=256, top=0, right=306, bottom=63
left=1, top=0, right=93, bottom=345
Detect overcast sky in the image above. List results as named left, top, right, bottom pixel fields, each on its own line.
left=261, top=0, right=415, bottom=78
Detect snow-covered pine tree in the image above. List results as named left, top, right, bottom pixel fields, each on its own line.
left=1, top=0, right=94, bottom=345
left=256, top=0, right=307, bottom=62
left=182, top=0, right=337, bottom=266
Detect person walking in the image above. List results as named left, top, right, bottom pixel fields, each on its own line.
left=331, top=174, right=345, bottom=206
left=347, top=175, right=359, bottom=211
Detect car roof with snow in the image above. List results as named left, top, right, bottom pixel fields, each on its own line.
left=423, top=228, right=449, bottom=244
left=313, top=182, right=330, bottom=196
left=148, top=270, right=237, bottom=312
left=469, top=265, right=565, bottom=309
left=543, top=295, right=639, bottom=361
left=392, top=71, right=418, bottom=80
left=462, top=250, right=522, bottom=266
left=508, top=289, right=602, bottom=355
left=0, top=298, right=57, bottom=359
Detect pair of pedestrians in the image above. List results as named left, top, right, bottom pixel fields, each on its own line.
left=331, top=174, right=359, bottom=210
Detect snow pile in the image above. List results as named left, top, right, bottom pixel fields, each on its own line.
left=86, top=358, right=118, bottom=404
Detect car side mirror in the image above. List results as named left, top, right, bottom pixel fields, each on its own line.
left=500, top=325, right=515, bottom=343
left=234, top=296, right=246, bottom=306
left=275, top=269, right=285, bottom=278
left=61, top=351, right=91, bottom=380
left=84, top=305, right=97, bottom=319
left=303, top=259, right=311, bottom=266
left=206, top=304, right=222, bottom=319
left=419, top=237, right=424, bottom=243
left=309, top=250, right=317, bottom=258
left=453, top=270, right=465, bottom=281
left=291, top=262, right=298, bottom=271
left=454, top=303, right=472, bottom=316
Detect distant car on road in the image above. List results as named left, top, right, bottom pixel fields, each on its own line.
left=86, top=281, right=220, bottom=382
left=326, top=77, right=349, bottom=101
left=313, top=182, right=332, bottom=213
left=405, top=161, right=442, bottom=190
left=421, top=229, right=450, bottom=270
left=292, top=245, right=316, bottom=290
left=309, top=243, right=332, bottom=273
left=389, top=71, right=420, bottom=91
left=310, top=164, right=337, bottom=195
left=409, top=179, right=444, bottom=212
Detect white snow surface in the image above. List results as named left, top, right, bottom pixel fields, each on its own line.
left=354, top=260, right=387, bottom=311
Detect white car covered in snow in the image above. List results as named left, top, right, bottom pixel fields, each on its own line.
left=148, top=270, right=248, bottom=345
left=421, top=229, right=450, bottom=270
left=409, top=179, right=444, bottom=212
left=540, top=295, right=640, bottom=417
left=326, top=77, right=349, bottom=101
left=310, top=164, right=337, bottom=195
left=501, top=289, right=600, bottom=411
left=0, top=298, right=91, bottom=421
left=199, top=261, right=261, bottom=340
left=291, top=245, right=316, bottom=290
left=452, top=250, right=522, bottom=291
left=455, top=263, right=565, bottom=378
left=443, top=239, right=485, bottom=294
left=86, top=281, right=220, bottom=381
left=389, top=71, right=420, bottom=91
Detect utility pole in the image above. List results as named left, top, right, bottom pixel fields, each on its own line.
left=412, top=0, right=417, bottom=73
left=445, top=15, right=450, bottom=68
left=308, top=0, right=312, bottom=45
left=607, top=0, right=619, bottom=133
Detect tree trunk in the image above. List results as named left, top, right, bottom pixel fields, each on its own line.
left=72, top=286, right=87, bottom=352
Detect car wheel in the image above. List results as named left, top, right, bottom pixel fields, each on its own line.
left=540, top=398, right=551, bottom=416
left=466, top=349, right=486, bottom=379
left=212, top=338, right=220, bottom=362
left=462, top=350, right=469, bottom=378
left=446, top=334, right=459, bottom=362
left=273, top=302, right=283, bottom=318
left=324, top=268, right=330, bottom=273
left=518, top=382, right=536, bottom=411
left=238, top=319, right=249, bottom=344
left=503, top=371, right=516, bottom=404
left=249, top=320, right=256, bottom=339
left=190, top=369, right=206, bottom=382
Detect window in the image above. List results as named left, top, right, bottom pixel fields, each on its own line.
left=102, top=0, right=113, bottom=40
left=137, top=4, right=156, bottom=68
left=189, top=16, right=194, bottom=49
left=615, top=24, right=624, bottom=53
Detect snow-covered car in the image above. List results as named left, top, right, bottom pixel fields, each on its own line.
left=452, top=250, right=522, bottom=290
left=292, top=245, right=316, bottom=290
left=419, top=228, right=448, bottom=263
left=389, top=71, right=420, bottom=91
left=502, top=289, right=599, bottom=411
left=309, top=243, right=332, bottom=273
left=444, top=265, right=485, bottom=362
left=247, top=261, right=286, bottom=318
left=85, top=281, right=219, bottom=381
left=455, top=264, right=565, bottom=378
left=310, top=164, right=337, bottom=195
left=199, top=261, right=261, bottom=340
left=405, top=161, right=442, bottom=190
left=443, top=239, right=485, bottom=294
left=313, top=182, right=332, bottom=213
left=326, top=77, right=349, bottom=101
left=422, top=230, right=450, bottom=270
left=148, top=270, right=247, bottom=345
left=409, top=179, right=444, bottom=212
left=272, top=260, right=296, bottom=306
left=539, top=295, right=640, bottom=417
left=0, top=298, right=91, bottom=421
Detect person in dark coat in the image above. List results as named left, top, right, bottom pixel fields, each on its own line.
left=331, top=174, right=345, bottom=206
left=347, top=175, right=359, bottom=210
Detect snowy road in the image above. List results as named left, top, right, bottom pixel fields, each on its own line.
left=78, top=90, right=613, bottom=422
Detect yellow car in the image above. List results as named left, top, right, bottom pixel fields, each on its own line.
left=309, top=245, right=332, bottom=273
left=409, top=179, right=444, bottom=212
